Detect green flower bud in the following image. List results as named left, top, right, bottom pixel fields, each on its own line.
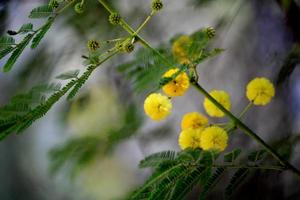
left=123, top=42, right=135, bottom=53
left=206, top=27, right=216, bottom=39
left=109, top=13, right=121, bottom=25
left=87, top=40, right=100, bottom=51
left=152, top=0, right=163, bottom=11
left=74, top=3, right=84, bottom=14
left=49, top=0, right=59, bottom=9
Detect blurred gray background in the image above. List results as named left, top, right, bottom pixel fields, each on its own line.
left=0, top=0, right=300, bottom=199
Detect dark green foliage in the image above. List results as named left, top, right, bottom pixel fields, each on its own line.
left=200, top=167, right=225, bottom=200
left=18, top=23, right=34, bottom=34
left=3, top=34, right=33, bottom=72
left=31, top=18, right=54, bottom=49
left=0, top=46, right=14, bottom=59
left=225, top=168, right=249, bottom=199
left=107, top=105, right=143, bottom=148
left=29, top=5, right=53, bottom=18
left=130, top=149, right=216, bottom=200
left=67, top=65, right=96, bottom=100
left=169, top=167, right=211, bottom=200
left=55, top=69, right=80, bottom=80
left=139, top=151, right=177, bottom=168
left=0, top=35, right=15, bottom=47
left=276, top=45, right=300, bottom=85
left=248, top=149, right=267, bottom=162
left=49, top=136, right=101, bottom=176
left=224, top=149, right=242, bottom=163
left=49, top=104, right=143, bottom=177
left=117, top=47, right=175, bottom=93
left=0, top=80, right=76, bottom=140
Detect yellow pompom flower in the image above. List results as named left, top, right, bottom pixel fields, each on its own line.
left=178, top=128, right=203, bottom=150
left=203, top=90, right=231, bottom=117
left=181, top=112, right=208, bottom=130
left=172, top=35, right=192, bottom=64
left=162, top=68, right=190, bottom=97
left=246, top=77, right=275, bottom=106
left=200, top=126, right=228, bottom=151
left=144, top=93, right=172, bottom=121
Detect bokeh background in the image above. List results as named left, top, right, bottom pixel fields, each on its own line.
left=0, top=0, right=300, bottom=199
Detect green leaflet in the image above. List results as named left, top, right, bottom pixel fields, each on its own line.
left=3, top=34, right=33, bottom=72
left=55, top=69, right=80, bottom=80
left=248, top=149, right=267, bottom=162
left=0, top=46, right=14, bottom=59
left=169, top=167, right=211, bottom=200
left=0, top=36, right=15, bottom=48
left=29, top=5, right=53, bottom=18
left=0, top=80, right=76, bottom=140
left=139, top=151, right=177, bottom=168
left=224, top=149, right=242, bottom=163
left=18, top=23, right=34, bottom=34
left=31, top=18, right=54, bottom=49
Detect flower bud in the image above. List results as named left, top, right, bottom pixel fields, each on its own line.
left=49, top=0, right=59, bottom=9
left=152, top=0, right=163, bottom=11
left=206, top=27, right=216, bottom=39
left=123, top=42, right=135, bottom=53
left=74, top=3, right=84, bottom=14
left=87, top=40, right=100, bottom=51
left=109, top=13, right=121, bottom=25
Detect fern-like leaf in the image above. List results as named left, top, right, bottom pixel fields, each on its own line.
left=0, top=46, right=14, bottom=59
left=67, top=65, right=96, bottom=100
left=224, top=149, right=242, bottom=163
left=169, top=167, right=211, bottom=200
left=248, top=149, right=267, bottom=162
left=55, top=69, right=80, bottom=80
left=0, top=36, right=15, bottom=48
left=3, top=34, right=33, bottom=72
left=29, top=5, right=53, bottom=18
left=225, top=168, right=249, bottom=199
left=139, top=151, right=177, bottom=168
left=199, top=167, right=225, bottom=200
left=31, top=18, right=54, bottom=49
left=18, top=23, right=34, bottom=34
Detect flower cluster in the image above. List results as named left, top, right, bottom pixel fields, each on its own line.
left=143, top=33, right=275, bottom=152
left=179, top=112, right=228, bottom=152
left=144, top=74, right=275, bottom=152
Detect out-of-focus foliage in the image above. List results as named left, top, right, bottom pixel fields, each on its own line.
left=49, top=103, right=142, bottom=177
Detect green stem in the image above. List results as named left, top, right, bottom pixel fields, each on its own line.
left=135, top=11, right=155, bottom=34
left=239, top=102, right=252, bottom=118
left=56, top=0, right=76, bottom=15
left=213, top=164, right=284, bottom=171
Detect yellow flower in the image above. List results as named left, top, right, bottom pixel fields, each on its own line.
left=246, top=77, right=275, bottom=106
left=144, top=93, right=172, bottom=121
left=200, top=126, right=228, bottom=151
left=178, top=128, right=203, bottom=150
left=162, top=68, right=190, bottom=97
left=181, top=112, right=208, bottom=130
left=172, top=35, right=192, bottom=64
left=203, top=90, right=231, bottom=117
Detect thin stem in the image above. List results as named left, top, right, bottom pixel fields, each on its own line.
left=56, top=0, right=76, bottom=15
left=239, top=102, right=252, bottom=118
left=213, top=164, right=284, bottom=171
left=135, top=11, right=155, bottom=34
